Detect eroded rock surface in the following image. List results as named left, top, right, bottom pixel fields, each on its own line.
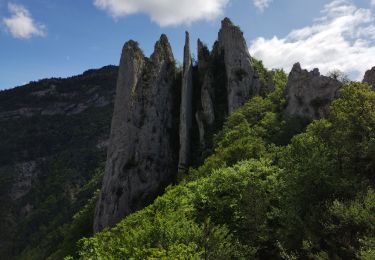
left=218, top=18, right=259, bottom=113
left=94, top=36, right=179, bottom=232
left=363, top=67, right=375, bottom=89
left=194, top=18, right=258, bottom=148
left=178, top=32, right=194, bottom=172
left=285, top=63, right=341, bottom=119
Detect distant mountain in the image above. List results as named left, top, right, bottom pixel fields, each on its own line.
left=0, top=65, right=117, bottom=259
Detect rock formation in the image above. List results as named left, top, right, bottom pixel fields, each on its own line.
left=363, top=66, right=375, bottom=89
left=194, top=18, right=259, bottom=147
left=94, top=35, right=179, bottom=232
left=178, top=32, right=193, bottom=173
left=285, top=63, right=341, bottom=119
left=218, top=18, right=259, bottom=113
left=94, top=18, right=269, bottom=232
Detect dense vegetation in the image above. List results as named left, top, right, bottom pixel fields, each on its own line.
left=74, top=70, right=375, bottom=259
left=1, top=61, right=374, bottom=259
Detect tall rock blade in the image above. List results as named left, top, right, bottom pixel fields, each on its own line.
left=218, top=18, right=258, bottom=113
left=178, top=32, right=193, bottom=172
left=194, top=18, right=259, bottom=150
left=94, top=36, right=178, bottom=232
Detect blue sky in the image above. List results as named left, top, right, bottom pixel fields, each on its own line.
left=0, top=0, right=374, bottom=89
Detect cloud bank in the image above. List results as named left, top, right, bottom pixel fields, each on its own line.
left=93, top=0, right=230, bottom=26
left=250, top=0, right=375, bottom=80
left=3, top=3, right=46, bottom=39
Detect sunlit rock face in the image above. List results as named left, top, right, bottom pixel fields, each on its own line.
left=94, top=36, right=179, bottom=233
left=218, top=17, right=259, bottom=114
left=285, top=63, right=341, bottom=119
left=195, top=18, right=259, bottom=148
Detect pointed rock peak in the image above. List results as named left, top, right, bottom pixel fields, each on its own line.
left=183, top=32, right=191, bottom=70
left=185, top=31, right=190, bottom=44
left=312, top=68, right=320, bottom=77
left=124, top=40, right=139, bottom=49
left=220, top=17, right=242, bottom=34
left=152, top=34, right=174, bottom=63
left=159, top=34, right=169, bottom=45
left=292, top=62, right=302, bottom=72
left=221, top=17, right=234, bottom=28
left=120, top=40, right=144, bottom=66
left=197, top=38, right=204, bottom=49
left=122, top=40, right=143, bottom=55
left=197, top=39, right=210, bottom=72
left=197, top=39, right=209, bottom=54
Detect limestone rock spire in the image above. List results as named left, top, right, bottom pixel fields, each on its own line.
left=178, top=32, right=193, bottom=172
left=94, top=35, right=178, bottom=233
left=218, top=17, right=258, bottom=113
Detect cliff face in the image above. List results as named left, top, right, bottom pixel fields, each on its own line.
left=94, top=18, right=263, bottom=232
left=218, top=18, right=259, bottom=113
left=195, top=18, right=259, bottom=148
left=285, top=63, right=341, bottom=119
left=363, top=66, right=375, bottom=89
left=178, top=32, right=193, bottom=172
left=94, top=36, right=179, bottom=232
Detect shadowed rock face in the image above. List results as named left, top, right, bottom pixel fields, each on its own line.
left=285, top=63, right=341, bottom=119
left=178, top=32, right=193, bottom=172
left=195, top=18, right=259, bottom=148
left=94, top=35, right=178, bottom=232
left=363, top=67, right=375, bottom=89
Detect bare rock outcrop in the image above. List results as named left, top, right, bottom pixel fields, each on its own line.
left=178, top=32, right=193, bottom=172
left=194, top=18, right=258, bottom=148
left=94, top=35, right=179, bottom=232
left=363, top=67, right=375, bottom=89
left=285, top=63, right=341, bottom=119
left=218, top=18, right=259, bottom=113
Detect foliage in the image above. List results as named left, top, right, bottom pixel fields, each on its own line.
left=327, top=69, right=350, bottom=84
left=76, top=81, right=375, bottom=259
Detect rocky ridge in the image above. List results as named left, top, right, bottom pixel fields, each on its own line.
left=0, top=66, right=117, bottom=121
left=94, top=18, right=371, bottom=232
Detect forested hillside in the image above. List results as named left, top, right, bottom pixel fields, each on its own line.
left=75, top=70, right=375, bottom=259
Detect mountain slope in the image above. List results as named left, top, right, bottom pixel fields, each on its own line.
left=0, top=66, right=117, bottom=259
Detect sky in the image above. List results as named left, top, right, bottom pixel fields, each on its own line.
left=0, top=0, right=375, bottom=89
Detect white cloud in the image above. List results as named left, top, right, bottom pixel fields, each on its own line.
left=253, top=0, right=273, bottom=12
left=93, top=0, right=230, bottom=26
left=372, top=0, right=375, bottom=6
left=3, top=3, right=46, bottom=39
left=250, top=0, right=375, bottom=80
